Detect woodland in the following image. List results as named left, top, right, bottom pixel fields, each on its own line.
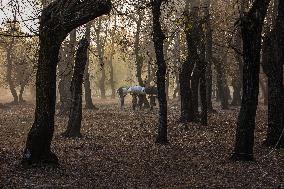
left=0, top=0, right=283, bottom=188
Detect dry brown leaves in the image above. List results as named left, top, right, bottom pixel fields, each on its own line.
left=0, top=101, right=283, bottom=188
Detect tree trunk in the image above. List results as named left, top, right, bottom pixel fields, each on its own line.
left=58, top=29, right=76, bottom=115
left=152, top=0, right=168, bottom=144
left=200, top=66, right=207, bottom=126
left=134, top=10, right=144, bottom=86
left=205, top=0, right=214, bottom=112
left=259, top=73, right=268, bottom=105
left=84, top=22, right=97, bottom=109
left=95, top=18, right=107, bottom=99
left=109, top=16, right=117, bottom=99
left=262, top=0, right=284, bottom=148
left=62, top=39, right=89, bottom=138
left=19, top=82, right=26, bottom=103
left=172, top=32, right=180, bottom=99
left=231, top=0, right=270, bottom=161
left=214, top=56, right=229, bottom=109
left=179, top=2, right=199, bottom=123
left=22, top=0, right=111, bottom=165
left=231, top=30, right=243, bottom=106
left=6, top=36, right=18, bottom=105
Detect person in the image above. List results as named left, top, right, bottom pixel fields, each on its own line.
left=117, top=87, right=128, bottom=110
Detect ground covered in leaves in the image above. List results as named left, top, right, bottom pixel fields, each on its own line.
left=0, top=99, right=283, bottom=188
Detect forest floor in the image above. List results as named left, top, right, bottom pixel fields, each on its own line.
left=0, top=99, right=283, bottom=188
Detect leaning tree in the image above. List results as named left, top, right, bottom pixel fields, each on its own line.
left=22, top=0, right=112, bottom=165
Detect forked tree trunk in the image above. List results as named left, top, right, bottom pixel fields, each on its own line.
left=22, top=0, right=111, bottom=165
left=231, top=0, right=270, bottom=161
left=62, top=39, right=89, bottom=138
left=152, top=0, right=168, bottom=144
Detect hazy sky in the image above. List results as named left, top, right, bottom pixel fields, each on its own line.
left=1, top=0, right=40, bottom=34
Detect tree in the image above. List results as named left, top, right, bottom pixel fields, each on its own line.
left=58, top=29, right=76, bottom=115
left=231, top=0, right=270, bottom=161
left=84, top=22, right=97, bottom=109
left=179, top=1, right=199, bottom=124
left=22, top=0, right=112, bottom=165
left=262, top=0, right=284, bottom=148
left=205, top=0, right=214, bottom=111
left=95, top=17, right=108, bottom=99
left=62, top=38, right=89, bottom=138
left=151, top=0, right=168, bottom=144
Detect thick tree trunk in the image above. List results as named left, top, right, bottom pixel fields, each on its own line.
left=262, top=0, right=284, bottom=148
left=179, top=3, right=199, bottom=123
left=152, top=0, right=168, bottom=144
left=231, top=0, right=270, bottom=161
left=62, top=39, right=89, bottom=138
left=23, top=34, right=61, bottom=165
left=22, top=0, right=111, bottom=165
left=84, top=22, right=97, bottom=109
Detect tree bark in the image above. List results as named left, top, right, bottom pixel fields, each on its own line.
left=179, top=2, right=199, bottom=123
left=84, top=22, right=97, bottom=109
left=109, top=16, right=117, bottom=99
left=62, top=39, right=89, bottom=138
left=173, top=32, right=180, bottom=99
left=231, top=0, right=270, bottom=161
left=152, top=0, right=168, bottom=144
left=59, top=29, right=76, bottom=115
left=6, top=32, right=18, bottom=105
left=134, top=9, right=144, bottom=86
left=214, top=55, right=229, bottom=110
left=22, top=0, right=111, bottom=165
left=205, top=0, right=214, bottom=112
left=262, top=0, right=284, bottom=148
left=231, top=30, right=243, bottom=106
left=95, top=18, right=107, bottom=99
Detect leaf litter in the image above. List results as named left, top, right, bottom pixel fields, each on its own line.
left=0, top=101, right=283, bottom=188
